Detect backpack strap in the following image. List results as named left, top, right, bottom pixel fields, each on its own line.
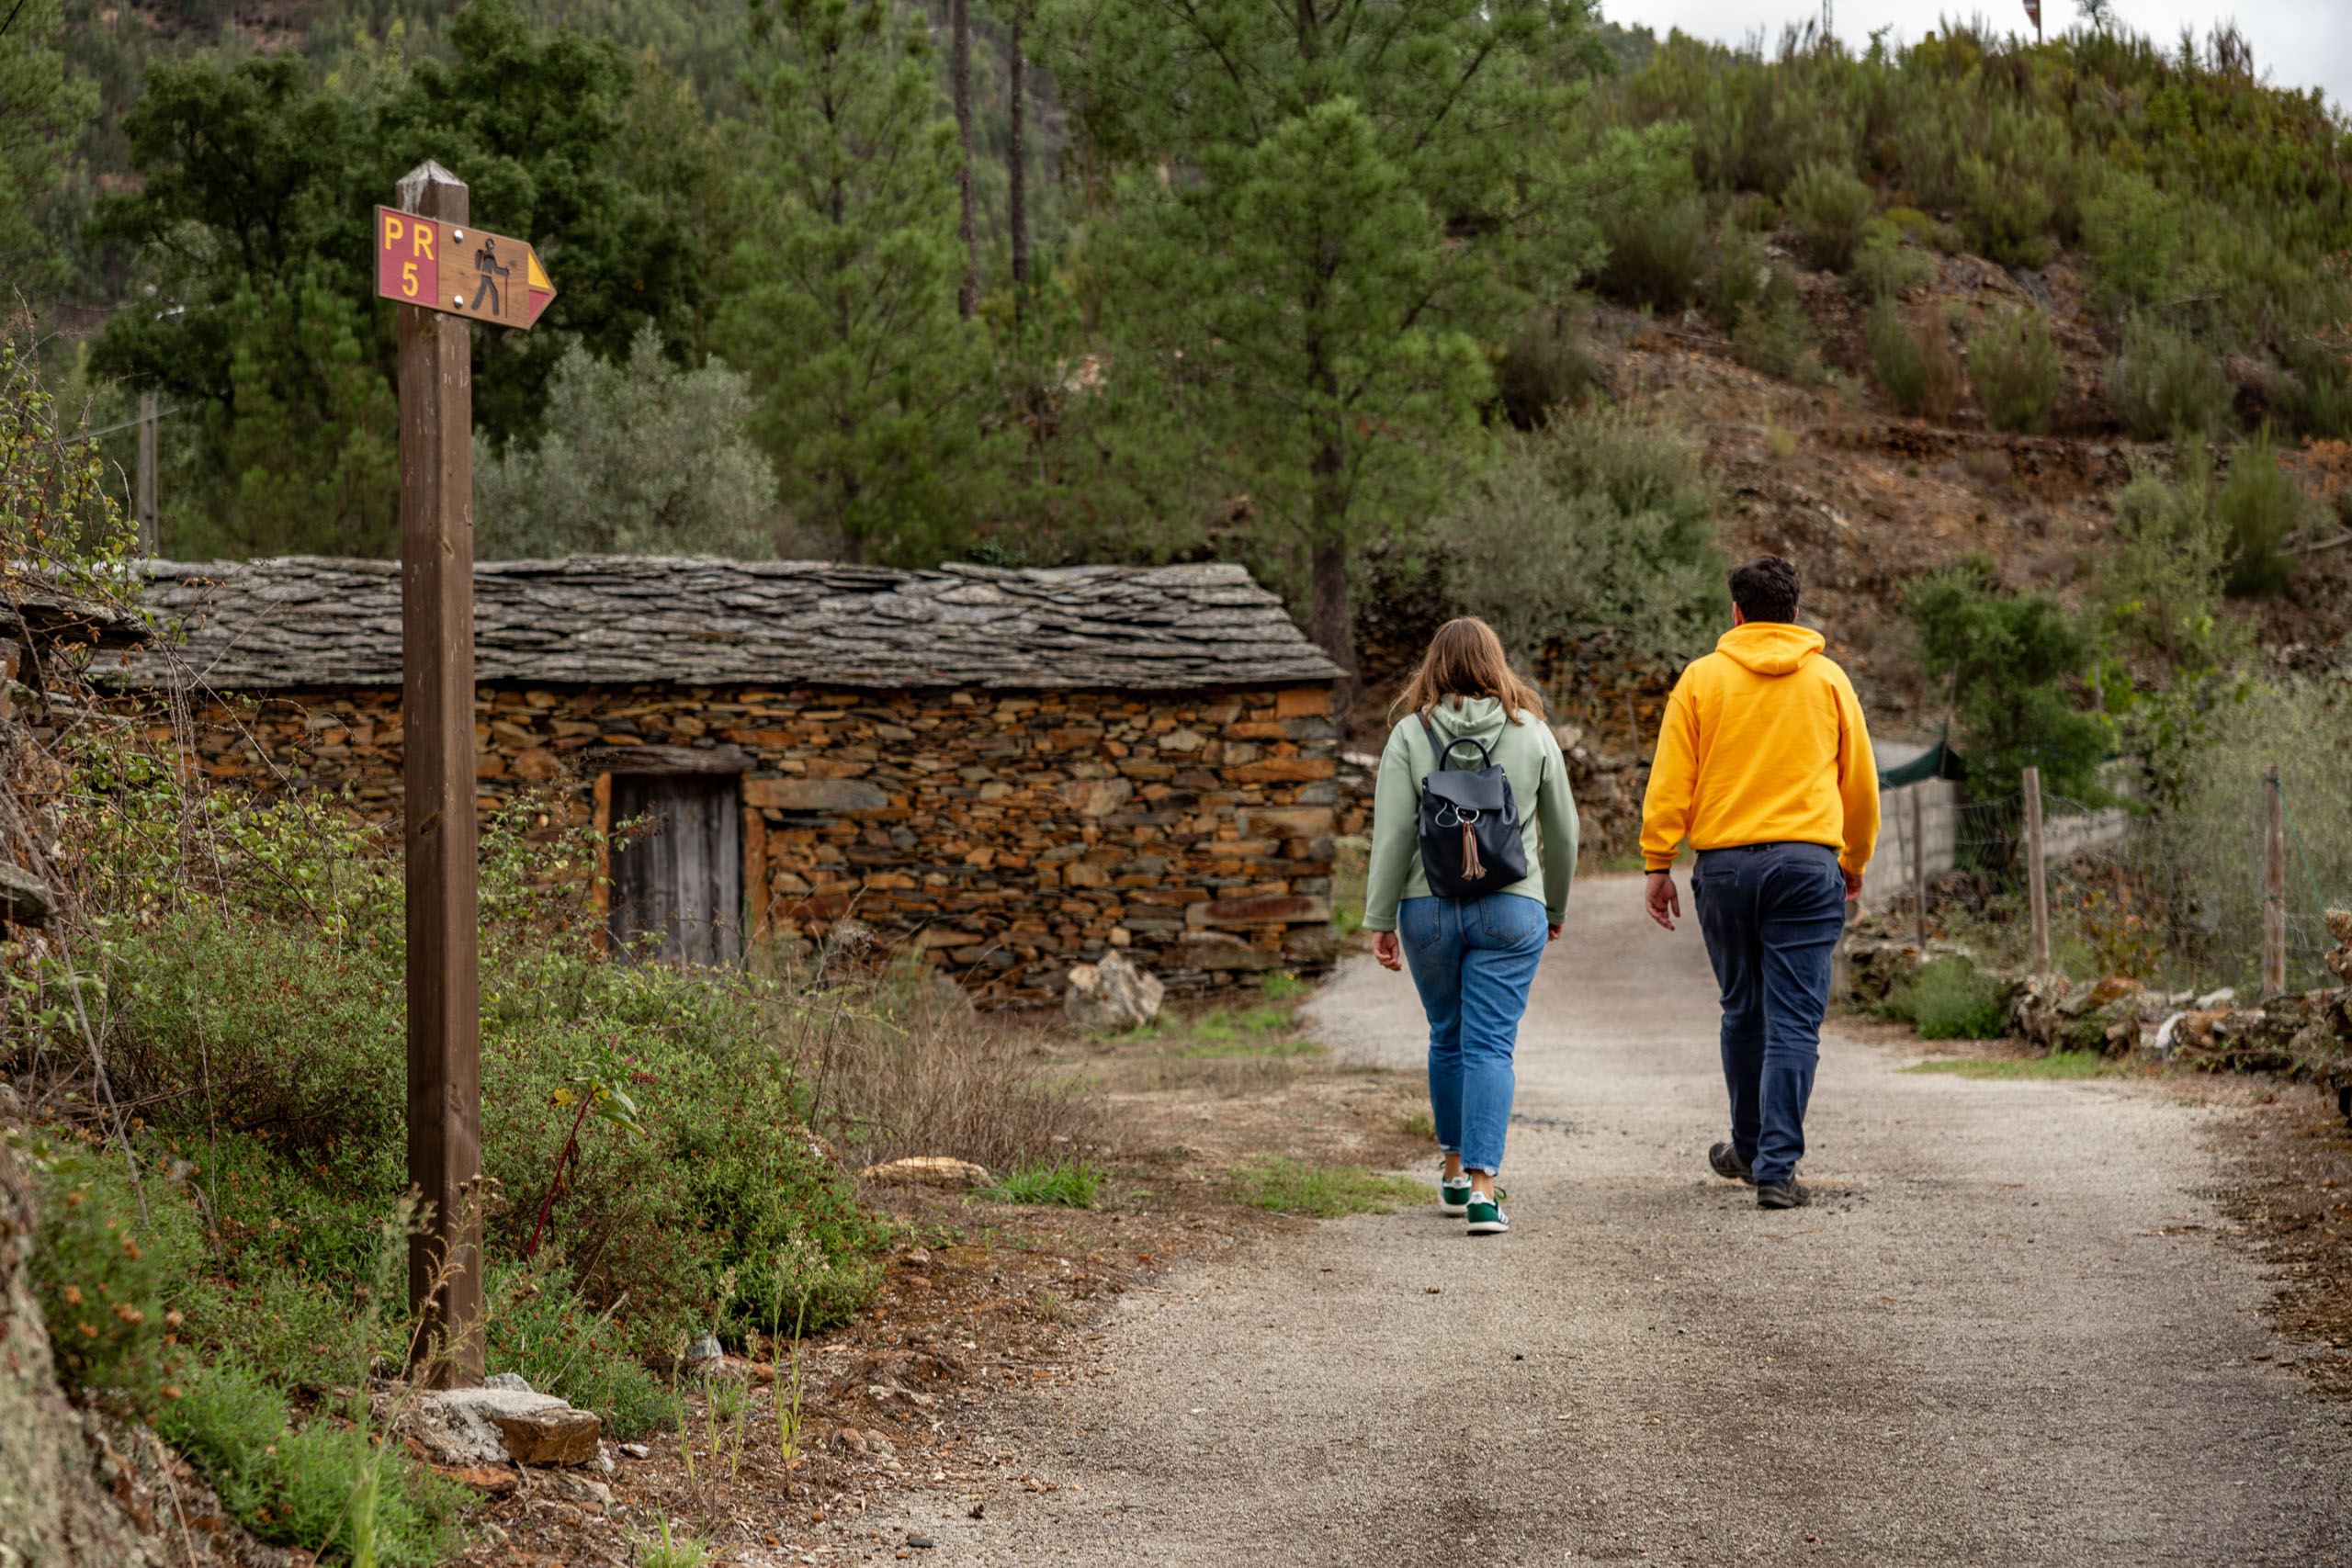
left=1417, top=711, right=1496, bottom=773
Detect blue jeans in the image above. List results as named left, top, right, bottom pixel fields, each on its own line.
left=1692, top=841, right=1849, bottom=1183
left=1397, top=893, right=1547, bottom=1176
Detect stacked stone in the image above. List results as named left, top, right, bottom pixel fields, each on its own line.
left=155, top=679, right=1340, bottom=1003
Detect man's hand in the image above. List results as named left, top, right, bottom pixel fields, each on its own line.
left=1644, top=871, right=1681, bottom=932
left=1843, top=868, right=1864, bottom=901
left=1372, top=930, right=1403, bottom=971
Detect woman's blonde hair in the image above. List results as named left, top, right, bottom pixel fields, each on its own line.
left=1391, top=617, right=1545, bottom=725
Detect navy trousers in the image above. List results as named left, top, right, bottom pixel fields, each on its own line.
left=1691, top=841, right=1848, bottom=1183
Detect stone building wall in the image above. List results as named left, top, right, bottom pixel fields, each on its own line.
left=159, top=679, right=1351, bottom=1002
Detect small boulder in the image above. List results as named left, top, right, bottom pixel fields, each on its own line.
left=413, top=1386, right=574, bottom=1467
left=858, top=1156, right=991, bottom=1189
left=489, top=1407, right=603, bottom=1467
left=1063, top=950, right=1163, bottom=1032
left=0, top=861, right=52, bottom=931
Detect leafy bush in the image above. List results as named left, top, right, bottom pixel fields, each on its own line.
left=1600, top=191, right=1711, bottom=310
left=1880, top=958, right=2012, bottom=1040
left=1866, top=299, right=1962, bottom=420
left=19, top=1137, right=201, bottom=1413
left=94, top=798, right=888, bottom=1353
left=474, top=329, right=779, bottom=559
left=2107, top=318, right=2233, bottom=441
left=2097, top=447, right=2242, bottom=673
left=2216, top=431, right=2303, bottom=597
left=1906, top=558, right=2111, bottom=807
left=1439, top=406, right=1727, bottom=662
left=1955, top=154, right=2056, bottom=268
left=486, top=1258, right=683, bottom=1438
left=1968, top=308, right=2064, bottom=434
left=1784, top=161, right=1875, bottom=272
left=1491, top=310, right=1600, bottom=430
left=155, top=1362, right=466, bottom=1566
left=1707, top=227, right=1771, bottom=324
left=1731, top=290, right=1826, bottom=384
left=1848, top=222, right=1934, bottom=301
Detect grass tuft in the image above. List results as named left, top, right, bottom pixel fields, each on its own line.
left=1878, top=957, right=2013, bottom=1040
left=1904, top=1051, right=2109, bottom=1080
left=978, top=1159, right=1103, bottom=1209
left=1231, top=1158, right=1431, bottom=1218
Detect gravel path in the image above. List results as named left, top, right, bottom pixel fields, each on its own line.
left=888, top=876, right=2352, bottom=1565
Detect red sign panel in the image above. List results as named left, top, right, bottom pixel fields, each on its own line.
left=375, top=206, right=556, bottom=330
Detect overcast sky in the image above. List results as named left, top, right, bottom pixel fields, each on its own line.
left=1609, top=2, right=2351, bottom=114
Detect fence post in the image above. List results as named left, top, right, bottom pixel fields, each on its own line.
left=2264, top=763, right=2287, bottom=998
left=1911, top=786, right=1928, bottom=952
left=135, top=389, right=158, bottom=555
left=2022, top=765, right=2050, bottom=973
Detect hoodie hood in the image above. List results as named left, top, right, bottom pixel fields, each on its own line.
left=1715, top=622, right=1825, bottom=676
left=1420, top=694, right=1515, bottom=759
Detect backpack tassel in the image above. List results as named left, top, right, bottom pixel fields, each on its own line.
left=1460, top=820, right=1486, bottom=881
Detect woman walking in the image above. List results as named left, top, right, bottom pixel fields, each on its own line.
left=1363, top=618, right=1577, bottom=1235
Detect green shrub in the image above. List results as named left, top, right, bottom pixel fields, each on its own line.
left=978, top=1159, right=1102, bottom=1209
left=1848, top=222, right=1935, bottom=301
left=1968, top=308, right=2064, bottom=434
left=2077, top=166, right=2188, bottom=310
left=1879, top=958, right=2012, bottom=1039
left=1491, top=310, right=1600, bottom=430
left=2216, top=431, right=2302, bottom=597
left=2097, top=447, right=2243, bottom=673
left=1439, top=406, right=1726, bottom=663
left=1785, top=162, right=1875, bottom=272
left=486, top=1258, right=683, bottom=1438
left=1880, top=205, right=1950, bottom=251
left=1956, top=154, right=2057, bottom=268
left=1230, top=1158, right=1430, bottom=1218
left=155, top=1362, right=465, bottom=1567
left=19, top=1138, right=202, bottom=1412
left=1731, top=291, right=1827, bottom=385
left=1707, top=227, right=1771, bottom=325
left=1867, top=299, right=1962, bottom=420
left=2107, top=318, right=2233, bottom=440
left=1600, top=191, right=1712, bottom=310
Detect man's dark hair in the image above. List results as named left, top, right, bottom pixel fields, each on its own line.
left=1728, top=555, right=1801, bottom=624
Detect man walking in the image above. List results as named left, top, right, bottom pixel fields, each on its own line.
left=1639, top=555, right=1879, bottom=1210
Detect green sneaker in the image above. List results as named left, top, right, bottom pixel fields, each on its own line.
left=1439, top=1176, right=1473, bottom=1216
left=1464, top=1195, right=1510, bottom=1235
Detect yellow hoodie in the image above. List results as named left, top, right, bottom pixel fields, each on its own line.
left=1639, top=623, right=1881, bottom=875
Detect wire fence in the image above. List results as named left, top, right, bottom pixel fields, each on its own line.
left=1882, top=771, right=2352, bottom=997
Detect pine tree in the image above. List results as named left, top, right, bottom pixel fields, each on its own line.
left=1047, top=0, right=1602, bottom=682
left=734, top=0, right=987, bottom=563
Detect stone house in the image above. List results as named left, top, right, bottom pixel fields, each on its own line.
left=109, top=558, right=1350, bottom=1002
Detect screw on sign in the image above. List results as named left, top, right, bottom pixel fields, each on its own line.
left=375, top=205, right=557, bottom=328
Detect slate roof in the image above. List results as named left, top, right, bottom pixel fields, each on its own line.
left=108, top=557, right=1341, bottom=692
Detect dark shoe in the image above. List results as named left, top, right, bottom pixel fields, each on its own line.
left=1756, top=1179, right=1812, bottom=1210
left=1708, top=1142, right=1754, bottom=1184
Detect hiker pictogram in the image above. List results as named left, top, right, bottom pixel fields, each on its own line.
left=472, top=234, right=512, bottom=319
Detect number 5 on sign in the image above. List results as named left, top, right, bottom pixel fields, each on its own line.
left=375, top=205, right=557, bottom=329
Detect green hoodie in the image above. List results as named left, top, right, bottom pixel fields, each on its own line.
left=1362, top=695, right=1578, bottom=931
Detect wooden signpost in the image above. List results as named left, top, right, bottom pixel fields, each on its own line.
left=379, top=161, right=555, bottom=1386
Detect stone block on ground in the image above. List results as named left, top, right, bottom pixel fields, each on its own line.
left=1063, top=950, right=1164, bottom=1031
left=858, top=1156, right=992, bottom=1188
left=488, top=1406, right=602, bottom=1467
left=412, top=1386, right=573, bottom=1467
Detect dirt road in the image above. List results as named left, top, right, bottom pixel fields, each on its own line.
left=888, top=875, right=2352, bottom=1564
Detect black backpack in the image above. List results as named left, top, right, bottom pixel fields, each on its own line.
left=1415, top=713, right=1530, bottom=899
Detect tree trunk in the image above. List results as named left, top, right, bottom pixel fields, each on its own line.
left=1008, top=15, right=1029, bottom=322
left=952, top=0, right=978, bottom=320
left=1307, top=444, right=1357, bottom=698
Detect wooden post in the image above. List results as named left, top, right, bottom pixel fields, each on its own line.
left=135, top=389, right=158, bottom=555
left=2264, top=763, right=2287, bottom=998
left=397, top=160, right=482, bottom=1388
left=1911, top=785, right=1928, bottom=953
left=2022, top=765, right=2050, bottom=974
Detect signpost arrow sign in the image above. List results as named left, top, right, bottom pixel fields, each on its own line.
left=376, top=204, right=558, bottom=330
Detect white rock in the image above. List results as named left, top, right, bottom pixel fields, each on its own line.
left=1063, top=950, right=1164, bottom=1032
left=413, top=1387, right=573, bottom=1467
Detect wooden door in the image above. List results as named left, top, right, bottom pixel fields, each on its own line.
left=607, top=773, right=743, bottom=966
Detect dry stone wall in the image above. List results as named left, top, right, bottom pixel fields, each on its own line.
left=153, top=680, right=1344, bottom=1003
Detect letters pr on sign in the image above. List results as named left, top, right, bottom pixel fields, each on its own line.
left=375, top=206, right=557, bottom=330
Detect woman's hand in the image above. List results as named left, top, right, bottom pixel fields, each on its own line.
left=1372, top=931, right=1403, bottom=971
left=1549, top=923, right=1562, bottom=942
